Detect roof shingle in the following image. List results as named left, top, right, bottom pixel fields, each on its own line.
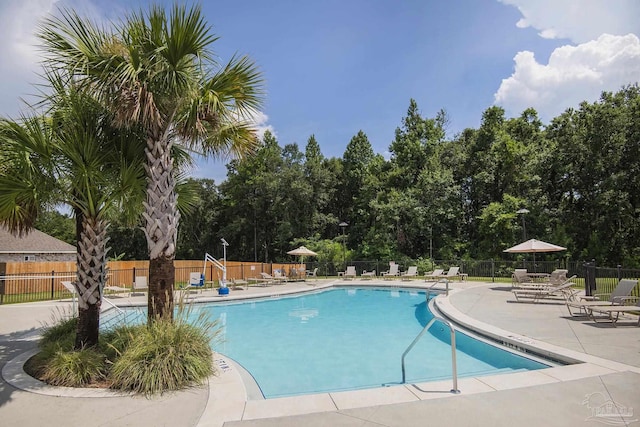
left=0, top=227, right=76, bottom=253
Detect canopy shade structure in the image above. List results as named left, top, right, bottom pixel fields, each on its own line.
left=287, top=246, right=318, bottom=274
left=504, top=239, right=567, bottom=272
left=287, top=246, right=318, bottom=257
left=504, top=239, right=567, bottom=254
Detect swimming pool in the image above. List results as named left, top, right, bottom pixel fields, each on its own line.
left=175, top=287, right=549, bottom=398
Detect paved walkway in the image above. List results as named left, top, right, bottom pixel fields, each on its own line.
left=1, top=279, right=639, bottom=426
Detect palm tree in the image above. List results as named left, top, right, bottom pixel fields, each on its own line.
left=0, top=77, right=146, bottom=348
left=38, top=3, right=264, bottom=320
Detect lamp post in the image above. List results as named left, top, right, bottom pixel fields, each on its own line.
left=516, top=209, right=529, bottom=269
left=220, top=238, right=229, bottom=287
left=339, top=221, right=348, bottom=269
left=516, top=208, right=529, bottom=240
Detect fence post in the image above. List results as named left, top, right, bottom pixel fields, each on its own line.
left=584, top=260, right=596, bottom=297
left=133, top=267, right=136, bottom=285
left=491, top=259, right=495, bottom=283
left=0, top=262, right=5, bottom=304
left=617, top=264, right=622, bottom=282
left=51, top=270, right=55, bottom=300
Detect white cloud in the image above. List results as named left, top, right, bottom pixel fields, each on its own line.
left=0, top=0, right=60, bottom=115
left=249, top=110, right=276, bottom=141
left=495, top=34, right=640, bottom=121
left=499, top=0, right=640, bottom=43
left=0, top=0, right=113, bottom=117
left=495, top=0, right=640, bottom=122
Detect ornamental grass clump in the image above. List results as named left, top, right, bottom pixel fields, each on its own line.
left=29, top=313, right=106, bottom=387
left=40, top=312, right=77, bottom=348
left=108, top=305, right=218, bottom=395
left=26, top=301, right=219, bottom=394
left=40, top=347, right=106, bottom=387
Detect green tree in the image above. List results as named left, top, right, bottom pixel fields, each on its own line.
left=388, top=99, right=446, bottom=189
left=544, top=85, right=640, bottom=263
left=39, top=4, right=264, bottom=320
left=0, top=78, right=145, bottom=348
left=221, top=131, right=283, bottom=262
left=304, top=135, right=339, bottom=239
left=176, top=178, right=223, bottom=259
left=34, top=210, right=75, bottom=245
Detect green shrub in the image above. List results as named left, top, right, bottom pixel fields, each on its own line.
left=40, top=314, right=77, bottom=349
left=100, top=324, right=139, bottom=362
left=30, top=302, right=219, bottom=394
left=40, top=348, right=106, bottom=387
left=109, top=307, right=218, bottom=395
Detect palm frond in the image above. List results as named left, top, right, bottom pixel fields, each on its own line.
left=203, top=54, right=265, bottom=117
left=198, top=121, right=261, bottom=160
left=175, top=173, right=200, bottom=216
left=0, top=115, right=58, bottom=234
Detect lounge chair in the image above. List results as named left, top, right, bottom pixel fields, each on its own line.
left=60, top=281, right=79, bottom=313
left=425, top=269, right=444, bottom=281
left=566, top=279, right=638, bottom=317
left=344, top=266, right=357, bottom=280
left=361, top=270, right=376, bottom=279
left=441, top=266, right=461, bottom=280
left=548, top=269, right=569, bottom=285
left=230, top=278, right=248, bottom=290
left=132, top=276, right=148, bottom=295
left=305, top=267, right=318, bottom=278
left=401, top=266, right=418, bottom=280
left=382, top=264, right=400, bottom=279
left=589, top=297, right=640, bottom=327
left=103, top=283, right=130, bottom=297
left=261, top=272, right=281, bottom=284
left=248, top=274, right=272, bottom=286
left=61, top=280, right=76, bottom=296
left=273, top=269, right=288, bottom=283
left=512, top=277, right=578, bottom=303
left=512, top=269, right=535, bottom=287
left=183, top=272, right=205, bottom=293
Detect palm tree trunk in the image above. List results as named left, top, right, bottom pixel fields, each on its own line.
left=149, top=256, right=175, bottom=320
left=74, top=211, right=107, bottom=349
left=144, top=135, right=179, bottom=321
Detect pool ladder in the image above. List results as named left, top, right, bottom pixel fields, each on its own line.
left=425, top=279, right=450, bottom=300
left=401, top=311, right=460, bottom=394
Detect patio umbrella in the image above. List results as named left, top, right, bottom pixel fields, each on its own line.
left=504, top=239, right=566, bottom=270
left=287, top=245, right=318, bottom=265
left=287, top=246, right=318, bottom=277
left=287, top=246, right=318, bottom=259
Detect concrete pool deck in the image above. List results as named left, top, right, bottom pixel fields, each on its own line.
left=1, top=279, right=639, bottom=426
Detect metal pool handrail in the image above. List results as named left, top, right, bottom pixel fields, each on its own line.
left=401, top=313, right=460, bottom=394
left=425, top=278, right=450, bottom=299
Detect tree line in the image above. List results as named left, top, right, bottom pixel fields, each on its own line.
left=61, top=85, right=635, bottom=268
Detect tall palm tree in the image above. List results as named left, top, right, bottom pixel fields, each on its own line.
left=38, top=3, right=264, bottom=320
left=0, top=76, right=146, bottom=348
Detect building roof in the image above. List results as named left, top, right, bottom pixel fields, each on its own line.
left=0, top=227, right=76, bottom=254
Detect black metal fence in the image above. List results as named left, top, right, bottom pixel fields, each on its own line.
left=304, top=259, right=582, bottom=280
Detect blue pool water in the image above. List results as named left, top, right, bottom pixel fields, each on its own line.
left=108, top=287, right=549, bottom=398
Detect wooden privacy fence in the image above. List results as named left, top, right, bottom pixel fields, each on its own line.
left=0, top=260, right=304, bottom=304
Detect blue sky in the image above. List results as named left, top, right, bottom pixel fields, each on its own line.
left=1, top=0, right=638, bottom=183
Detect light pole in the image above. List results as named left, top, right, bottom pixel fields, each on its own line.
left=339, top=221, right=348, bottom=268
left=220, top=238, right=229, bottom=287
left=516, top=209, right=529, bottom=269
left=516, top=208, right=530, bottom=241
